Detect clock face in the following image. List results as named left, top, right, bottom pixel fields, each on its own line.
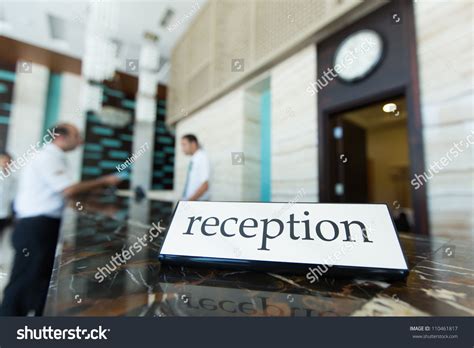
left=333, top=29, right=383, bottom=83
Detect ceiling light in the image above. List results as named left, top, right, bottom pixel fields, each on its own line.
left=48, top=14, right=67, bottom=41
left=160, top=8, right=175, bottom=28
left=382, top=103, right=397, bottom=113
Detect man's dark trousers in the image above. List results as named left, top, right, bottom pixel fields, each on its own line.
left=0, top=216, right=61, bottom=316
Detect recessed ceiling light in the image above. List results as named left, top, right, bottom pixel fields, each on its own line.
left=0, top=5, right=5, bottom=22
left=160, top=8, right=175, bottom=28
left=0, top=5, right=11, bottom=32
left=48, top=14, right=67, bottom=41
left=382, top=103, right=397, bottom=113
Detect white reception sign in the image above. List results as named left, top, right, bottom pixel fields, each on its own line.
left=159, top=201, right=408, bottom=278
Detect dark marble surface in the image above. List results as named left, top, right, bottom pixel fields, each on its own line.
left=44, top=195, right=474, bottom=317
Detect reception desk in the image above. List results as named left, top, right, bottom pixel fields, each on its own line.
left=44, top=195, right=474, bottom=316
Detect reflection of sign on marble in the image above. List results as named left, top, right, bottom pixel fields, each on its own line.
left=158, top=283, right=354, bottom=317
left=160, top=202, right=408, bottom=277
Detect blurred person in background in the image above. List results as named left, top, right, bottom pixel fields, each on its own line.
left=180, top=134, right=211, bottom=201
left=0, top=123, right=122, bottom=316
left=0, top=152, right=16, bottom=243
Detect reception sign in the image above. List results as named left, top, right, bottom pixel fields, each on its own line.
left=159, top=201, right=408, bottom=279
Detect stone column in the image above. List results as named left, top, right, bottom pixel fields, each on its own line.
left=130, top=33, right=160, bottom=193
left=6, top=62, right=48, bottom=159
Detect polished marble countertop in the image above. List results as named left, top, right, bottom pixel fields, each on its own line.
left=44, top=195, right=474, bottom=316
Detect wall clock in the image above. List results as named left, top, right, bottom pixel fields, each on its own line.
left=333, top=29, right=384, bottom=83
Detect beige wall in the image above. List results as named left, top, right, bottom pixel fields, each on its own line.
left=174, top=89, right=247, bottom=201
left=173, top=44, right=318, bottom=203
left=270, top=45, right=318, bottom=202
left=167, top=0, right=376, bottom=124
left=415, top=0, right=474, bottom=240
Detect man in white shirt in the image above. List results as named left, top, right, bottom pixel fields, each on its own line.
left=0, top=123, right=121, bottom=316
left=180, top=134, right=211, bottom=201
left=0, top=152, right=16, bottom=242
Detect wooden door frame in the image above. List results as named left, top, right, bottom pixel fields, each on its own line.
left=316, top=0, right=429, bottom=235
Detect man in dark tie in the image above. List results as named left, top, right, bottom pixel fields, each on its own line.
left=180, top=134, right=211, bottom=201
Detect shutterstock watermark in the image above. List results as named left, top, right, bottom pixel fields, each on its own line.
left=94, top=221, right=166, bottom=282
left=17, top=326, right=109, bottom=340
left=272, top=188, right=306, bottom=218
left=0, top=128, right=59, bottom=181
left=167, top=1, right=200, bottom=32
left=306, top=242, right=355, bottom=283
left=411, top=130, right=474, bottom=190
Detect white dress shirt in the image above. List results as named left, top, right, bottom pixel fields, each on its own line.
left=183, top=148, right=211, bottom=201
left=14, top=143, right=73, bottom=218
left=0, top=170, right=16, bottom=219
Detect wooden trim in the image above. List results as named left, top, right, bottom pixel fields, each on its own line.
left=317, top=0, right=429, bottom=235
left=0, top=36, right=81, bottom=74
left=0, top=36, right=166, bottom=99
left=401, top=0, right=429, bottom=235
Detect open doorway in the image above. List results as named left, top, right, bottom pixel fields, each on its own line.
left=328, top=96, right=413, bottom=232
